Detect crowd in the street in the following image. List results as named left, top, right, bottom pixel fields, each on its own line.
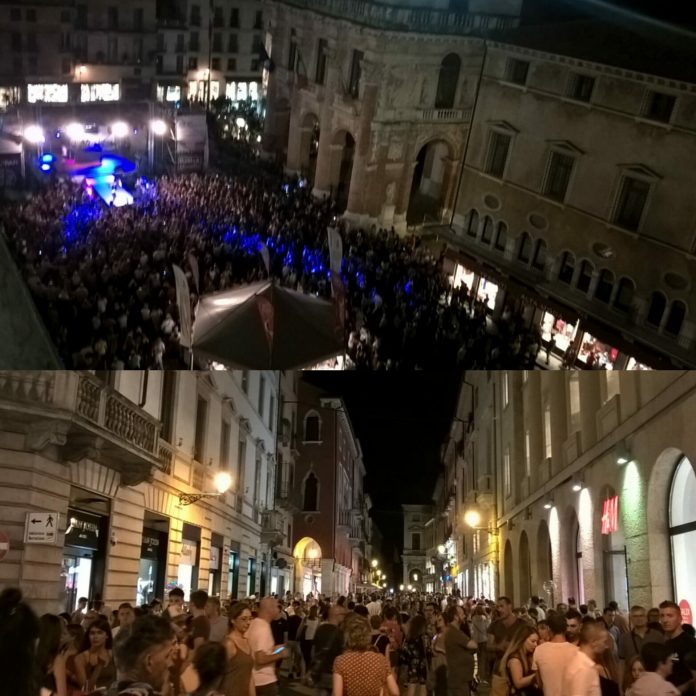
left=0, top=172, right=541, bottom=370
left=3, top=584, right=696, bottom=696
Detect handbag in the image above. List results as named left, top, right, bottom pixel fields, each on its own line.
left=490, top=673, right=510, bottom=696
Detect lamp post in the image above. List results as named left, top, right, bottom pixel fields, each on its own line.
left=179, top=471, right=232, bottom=505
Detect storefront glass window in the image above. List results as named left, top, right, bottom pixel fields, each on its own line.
left=577, top=333, right=618, bottom=368
left=670, top=457, right=696, bottom=611
left=178, top=539, right=198, bottom=600
left=477, top=278, right=497, bottom=310
left=64, top=556, right=92, bottom=612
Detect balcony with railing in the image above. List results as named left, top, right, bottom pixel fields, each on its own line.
left=275, top=479, right=298, bottom=512
left=0, top=371, right=162, bottom=485
left=278, top=0, right=518, bottom=36
left=261, top=509, right=286, bottom=546
left=338, top=509, right=352, bottom=529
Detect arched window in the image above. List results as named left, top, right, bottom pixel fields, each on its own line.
left=670, top=457, right=696, bottom=609
left=595, top=269, right=614, bottom=303
left=303, top=473, right=319, bottom=511
left=435, top=53, right=461, bottom=109
left=558, top=251, right=575, bottom=284
left=466, top=209, right=479, bottom=238
left=664, top=300, right=686, bottom=337
left=481, top=216, right=493, bottom=244
left=303, top=411, right=321, bottom=442
left=646, top=291, right=667, bottom=327
left=532, top=239, right=547, bottom=270
left=517, top=232, right=532, bottom=263
left=577, top=260, right=593, bottom=293
left=613, top=277, right=635, bottom=313
left=494, top=222, right=507, bottom=251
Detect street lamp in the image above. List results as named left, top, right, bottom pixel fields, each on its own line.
left=381, top=572, right=386, bottom=579
left=179, top=471, right=232, bottom=505
left=65, top=122, right=86, bottom=142
left=437, top=544, right=446, bottom=555
left=399, top=584, right=404, bottom=591
left=150, top=119, right=167, bottom=136
left=407, top=584, right=413, bottom=591
left=382, top=582, right=387, bottom=588
left=413, top=573, right=418, bottom=582
left=371, top=559, right=379, bottom=568
left=111, top=121, right=129, bottom=139
left=23, top=125, right=45, bottom=144
left=464, top=508, right=482, bottom=529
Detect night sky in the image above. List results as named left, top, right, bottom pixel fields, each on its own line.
left=302, top=373, right=461, bottom=578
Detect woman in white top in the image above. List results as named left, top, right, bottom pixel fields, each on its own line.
left=470, top=604, right=491, bottom=682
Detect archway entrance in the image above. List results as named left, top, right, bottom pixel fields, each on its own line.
left=504, top=539, right=514, bottom=602
left=519, top=531, right=531, bottom=605
left=562, top=508, right=584, bottom=606
left=670, top=456, right=696, bottom=611
left=331, top=131, right=355, bottom=213
left=299, top=113, right=320, bottom=186
left=293, top=537, right=323, bottom=598
left=407, top=140, right=452, bottom=225
left=536, top=521, right=553, bottom=605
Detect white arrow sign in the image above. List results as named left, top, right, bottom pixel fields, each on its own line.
left=24, top=512, right=59, bottom=544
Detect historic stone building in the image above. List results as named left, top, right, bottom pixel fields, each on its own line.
left=261, top=0, right=521, bottom=228
left=444, top=371, right=696, bottom=616
left=0, top=370, right=285, bottom=615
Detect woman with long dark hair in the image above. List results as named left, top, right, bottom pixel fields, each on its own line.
left=401, top=614, right=429, bottom=696
left=73, top=614, right=116, bottom=692
left=498, top=624, right=542, bottom=696
left=299, top=604, right=320, bottom=679
left=219, top=602, right=255, bottom=696
left=36, top=614, right=69, bottom=696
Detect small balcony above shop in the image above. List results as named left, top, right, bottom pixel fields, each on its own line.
left=0, top=371, right=162, bottom=485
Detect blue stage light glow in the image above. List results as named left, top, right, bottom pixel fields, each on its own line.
left=40, top=163, right=51, bottom=172
left=41, top=154, right=55, bottom=164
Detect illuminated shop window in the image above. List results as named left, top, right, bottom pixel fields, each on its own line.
left=28, top=83, right=69, bottom=103
left=80, top=83, right=120, bottom=102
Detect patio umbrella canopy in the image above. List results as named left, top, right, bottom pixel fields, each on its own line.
left=193, top=280, right=344, bottom=369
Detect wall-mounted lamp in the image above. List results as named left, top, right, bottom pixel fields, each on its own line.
left=615, top=441, right=632, bottom=466
left=543, top=496, right=554, bottom=510
left=571, top=476, right=584, bottom=492
left=179, top=471, right=232, bottom=505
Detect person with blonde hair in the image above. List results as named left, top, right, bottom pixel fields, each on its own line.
left=498, top=624, right=542, bottom=696
left=332, top=615, right=398, bottom=696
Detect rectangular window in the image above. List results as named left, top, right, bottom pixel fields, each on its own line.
left=288, top=30, right=297, bottom=71
left=348, top=50, right=363, bottom=99
left=524, top=431, right=531, bottom=478
left=569, top=73, right=595, bottom=102
left=645, top=91, right=676, bottom=123
left=315, top=38, right=328, bottom=85
left=194, top=396, right=208, bottom=463
left=60, top=9, right=71, bottom=22
left=269, top=394, right=276, bottom=432
left=212, top=33, right=222, bottom=52
left=254, top=10, right=263, bottom=28
left=213, top=6, right=224, bottom=26
left=614, top=176, right=650, bottom=231
left=108, top=6, right=119, bottom=29
left=26, top=32, right=37, bottom=52
left=229, top=8, right=239, bottom=27
left=175, top=34, right=184, bottom=52
left=61, top=57, right=71, bottom=73
left=502, top=372, right=509, bottom=407
left=176, top=54, right=184, bottom=74
left=227, top=58, right=236, bottom=71
left=76, top=4, right=87, bottom=28
left=505, top=58, right=529, bottom=85
left=190, top=4, right=200, bottom=26
left=188, top=56, right=198, bottom=70
left=26, top=8, right=36, bottom=22
left=544, top=151, right=574, bottom=202
left=189, top=31, right=199, bottom=52
left=412, top=533, right=421, bottom=550
left=133, top=8, right=144, bottom=30
left=258, top=375, right=266, bottom=418
left=485, top=131, right=511, bottom=178
left=11, top=33, right=21, bottom=52
left=246, top=558, right=256, bottom=596
left=569, top=374, right=581, bottom=432
left=212, top=57, right=220, bottom=70
left=220, top=420, right=230, bottom=470
left=236, top=436, right=246, bottom=509
left=544, top=404, right=552, bottom=459
left=252, top=34, right=263, bottom=53
left=250, top=59, right=260, bottom=72
left=228, top=33, right=238, bottom=53
left=504, top=448, right=511, bottom=497
left=10, top=8, right=21, bottom=21
left=28, top=54, right=37, bottom=73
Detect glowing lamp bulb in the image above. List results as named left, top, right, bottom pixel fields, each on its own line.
left=111, top=121, right=129, bottom=138
left=213, top=471, right=232, bottom=494
left=464, top=509, right=482, bottom=528
left=371, top=559, right=378, bottom=568
left=235, top=117, right=246, bottom=129
left=40, top=163, right=51, bottom=172
left=24, top=125, right=45, bottom=144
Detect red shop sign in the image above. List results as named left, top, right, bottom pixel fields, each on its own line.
left=680, top=599, right=693, bottom=626
left=601, top=496, right=619, bottom=535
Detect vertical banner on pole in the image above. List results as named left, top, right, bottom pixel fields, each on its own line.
left=173, top=264, right=192, bottom=348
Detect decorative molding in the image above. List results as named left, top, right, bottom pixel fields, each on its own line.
left=25, top=420, right=70, bottom=452
left=68, top=459, right=121, bottom=498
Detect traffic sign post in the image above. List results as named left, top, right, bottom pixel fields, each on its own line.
left=0, top=531, right=9, bottom=561
left=24, top=512, right=59, bottom=544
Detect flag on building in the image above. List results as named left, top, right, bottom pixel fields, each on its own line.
left=173, top=264, right=192, bottom=348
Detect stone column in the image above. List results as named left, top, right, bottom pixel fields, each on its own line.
left=312, top=127, right=335, bottom=199
left=285, top=107, right=304, bottom=175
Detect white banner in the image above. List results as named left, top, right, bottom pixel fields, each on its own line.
left=173, top=264, right=192, bottom=348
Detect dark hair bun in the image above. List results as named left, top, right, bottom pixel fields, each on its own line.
left=0, top=587, right=23, bottom=614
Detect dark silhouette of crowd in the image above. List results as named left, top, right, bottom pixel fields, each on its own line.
left=1, top=171, right=541, bottom=370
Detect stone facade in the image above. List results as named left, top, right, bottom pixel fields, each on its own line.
left=0, top=370, right=285, bottom=615
left=447, top=371, right=696, bottom=612
left=261, top=0, right=521, bottom=230
left=401, top=503, right=432, bottom=590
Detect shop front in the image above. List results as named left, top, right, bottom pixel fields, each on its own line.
left=600, top=488, right=629, bottom=610
left=208, top=535, right=223, bottom=596
left=228, top=541, right=241, bottom=599
left=138, top=522, right=168, bottom=607
left=63, top=504, right=109, bottom=613
left=670, top=457, right=696, bottom=617
left=451, top=262, right=500, bottom=311
left=178, top=523, right=201, bottom=600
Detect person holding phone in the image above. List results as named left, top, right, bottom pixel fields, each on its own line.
left=247, top=597, right=286, bottom=696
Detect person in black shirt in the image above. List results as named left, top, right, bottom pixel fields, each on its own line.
left=487, top=597, right=525, bottom=678
left=660, top=601, right=696, bottom=695
left=311, top=605, right=347, bottom=696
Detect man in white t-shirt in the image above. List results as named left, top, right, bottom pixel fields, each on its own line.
left=366, top=594, right=382, bottom=616
left=562, top=621, right=610, bottom=696
left=247, top=596, right=287, bottom=696
left=534, top=612, right=579, bottom=696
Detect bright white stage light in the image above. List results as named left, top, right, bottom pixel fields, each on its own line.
left=150, top=119, right=167, bottom=135
left=66, top=122, right=86, bottom=142
left=111, top=121, right=129, bottom=138
left=24, top=125, right=45, bottom=144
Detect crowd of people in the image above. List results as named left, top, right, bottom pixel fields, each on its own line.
left=0, top=169, right=541, bottom=370
left=3, top=585, right=696, bottom=696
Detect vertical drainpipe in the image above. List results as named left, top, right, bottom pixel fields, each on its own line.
left=449, top=38, right=488, bottom=230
